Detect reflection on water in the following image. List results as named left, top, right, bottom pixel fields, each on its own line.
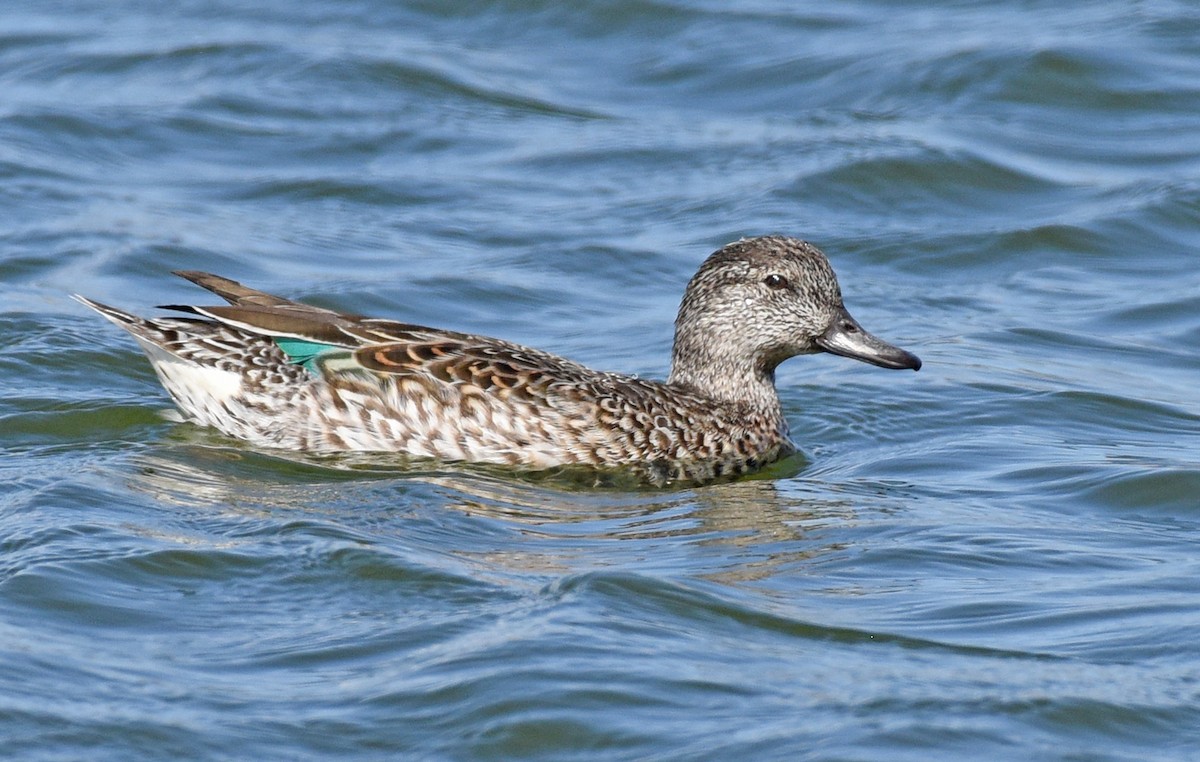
left=126, top=441, right=875, bottom=587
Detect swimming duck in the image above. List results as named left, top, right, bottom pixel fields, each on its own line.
left=76, top=236, right=920, bottom=485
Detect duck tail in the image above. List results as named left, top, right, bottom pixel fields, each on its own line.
left=71, top=294, right=147, bottom=333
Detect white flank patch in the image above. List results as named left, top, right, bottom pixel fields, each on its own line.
left=136, top=338, right=242, bottom=410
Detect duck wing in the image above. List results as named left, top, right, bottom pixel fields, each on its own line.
left=166, top=271, right=594, bottom=387
left=352, top=338, right=596, bottom=398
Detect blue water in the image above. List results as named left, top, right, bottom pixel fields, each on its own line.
left=3, top=0, right=1200, bottom=759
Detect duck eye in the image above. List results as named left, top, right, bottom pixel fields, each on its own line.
left=763, top=274, right=789, bottom=290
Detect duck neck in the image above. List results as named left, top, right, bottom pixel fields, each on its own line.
left=667, top=334, right=783, bottom=415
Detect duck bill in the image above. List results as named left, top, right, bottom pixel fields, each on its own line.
left=815, top=307, right=922, bottom=371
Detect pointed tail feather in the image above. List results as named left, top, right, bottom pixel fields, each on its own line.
left=71, top=294, right=146, bottom=332
left=77, top=274, right=377, bottom=355
left=73, top=293, right=188, bottom=362
left=73, top=293, right=212, bottom=351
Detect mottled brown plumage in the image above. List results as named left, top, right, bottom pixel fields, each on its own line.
left=75, top=236, right=920, bottom=485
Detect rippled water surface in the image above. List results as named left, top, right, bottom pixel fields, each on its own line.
left=3, top=0, right=1200, bottom=759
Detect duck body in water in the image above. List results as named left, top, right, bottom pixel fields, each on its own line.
left=76, top=236, right=920, bottom=485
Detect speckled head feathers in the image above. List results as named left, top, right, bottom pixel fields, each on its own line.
left=668, top=236, right=919, bottom=405
left=669, top=237, right=843, bottom=397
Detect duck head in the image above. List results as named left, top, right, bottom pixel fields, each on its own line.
left=668, top=236, right=920, bottom=403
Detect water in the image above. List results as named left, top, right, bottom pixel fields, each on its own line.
left=3, top=0, right=1200, bottom=758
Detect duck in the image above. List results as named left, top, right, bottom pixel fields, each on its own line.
left=75, top=236, right=920, bottom=485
